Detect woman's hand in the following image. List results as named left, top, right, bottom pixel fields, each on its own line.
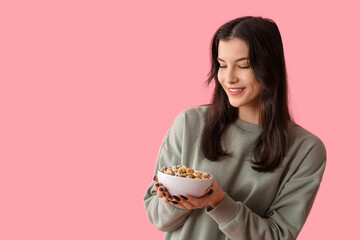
left=152, top=175, right=173, bottom=204
left=169, top=179, right=226, bottom=210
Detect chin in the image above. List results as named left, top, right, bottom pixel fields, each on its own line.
left=228, top=100, right=242, bottom=108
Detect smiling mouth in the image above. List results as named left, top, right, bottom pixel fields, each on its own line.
left=229, top=88, right=245, bottom=92
left=228, top=87, right=246, bottom=95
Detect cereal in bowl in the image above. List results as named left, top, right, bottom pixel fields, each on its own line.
left=159, top=165, right=211, bottom=179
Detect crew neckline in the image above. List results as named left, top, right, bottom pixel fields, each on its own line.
left=234, top=118, right=262, bottom=133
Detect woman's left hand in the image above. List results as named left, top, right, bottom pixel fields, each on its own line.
left=170, top=178, right=226, bottom=210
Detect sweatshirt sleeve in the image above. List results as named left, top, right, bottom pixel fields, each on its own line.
left=206, top=137, right=327, bottom=240
left=143, top=111, right=191, bottom=232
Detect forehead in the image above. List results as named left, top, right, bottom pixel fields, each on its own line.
left=218, top=38, right=249, bottom=61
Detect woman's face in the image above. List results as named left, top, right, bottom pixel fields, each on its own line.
left=217, top=38, right=262, bottom=118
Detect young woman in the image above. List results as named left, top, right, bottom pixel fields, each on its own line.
left=143, top=16, right=326, bottom=240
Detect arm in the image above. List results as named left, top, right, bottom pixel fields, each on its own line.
left=143, top=112, right=192, bottom=232
left=206, top=138, right=327, bottom=240
left=144, top=186, right=191, bottom=232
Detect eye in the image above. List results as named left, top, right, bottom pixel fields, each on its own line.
left=238, top=66, right=250, bottom=69
left=219, top=65, right=227, bottom=69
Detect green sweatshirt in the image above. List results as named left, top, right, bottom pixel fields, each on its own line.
left=143, top=105, right=326, bottom=240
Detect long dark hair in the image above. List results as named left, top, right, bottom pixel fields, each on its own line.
left=200, top=16, right=293, bottom=172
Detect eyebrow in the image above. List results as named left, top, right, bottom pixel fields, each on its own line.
left=217, top=57, right=248, bottom=62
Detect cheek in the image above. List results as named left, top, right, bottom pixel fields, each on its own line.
left=248, top=74, right=260, bottom=90
left=217, top=71, right=222, bottom=81
left=217, top=73, right=225, bottom=85
left=253, top=83, right=262, bottom=96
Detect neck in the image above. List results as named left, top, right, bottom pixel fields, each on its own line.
left=238, top=106, right=260, bottom=124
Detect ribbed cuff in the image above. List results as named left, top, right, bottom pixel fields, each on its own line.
left=206, top=193, right=240, bottom=226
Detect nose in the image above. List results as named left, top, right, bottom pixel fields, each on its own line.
left=225, top=67, right=239, bottom=84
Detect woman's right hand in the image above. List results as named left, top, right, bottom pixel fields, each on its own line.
left=152, top=175, right=193, bottom=209
left=153, top=175, right=173, bottom=203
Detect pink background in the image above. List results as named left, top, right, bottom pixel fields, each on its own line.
left=1, top=0, right=359, bottom=239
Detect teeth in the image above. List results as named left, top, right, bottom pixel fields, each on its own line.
left=229, top=88, right=243, bottom=92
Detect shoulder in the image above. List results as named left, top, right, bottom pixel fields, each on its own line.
left=172, top=104, right=209, bottom=129
left=286, top=122, right=327, bottom=180
left=166, top=105, right=210, bottom=143
left=176, top=104, right=209, bottom=119
left=288, top=122, right=326, bottom=154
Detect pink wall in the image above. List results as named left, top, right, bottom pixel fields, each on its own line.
left=1, top=0, right=359, bottom=239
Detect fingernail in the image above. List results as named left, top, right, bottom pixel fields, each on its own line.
left=163, top=192, right=166, bottom=197
left=173, top=195, right=180, bottom=201
left=171, top=201, right=178, bottom=204
left=155, top=183, right=160, bottom=187
left=180, top=195, right=188, bottom=200
left=159, top=187, right=164, bottom=192
left=207, top=189, right=213, bottom=195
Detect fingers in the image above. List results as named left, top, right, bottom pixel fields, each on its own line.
left=168, top=194, right=210, bottom=210
left=172, top=195, right=181, bottom=202
left=152, top=181, right=161, bottom=192
left=171, top=201, right=188, bottom=209
left=153, top=175, right=158, bottom=182
left=151, top=176, right=178, bottom=205
left=179, top=194, right=211, bottom=209
left=162, top=188, right=175, bottom=204
left=153, top=177, right=221, bottom=209
left=181, top=194, right=202, bottom=205
left=153, top=183, right=173, bottom=202
left=156, top=185, right=167, bottom=198
left=169, top=196, right=188, bottom=209
left=170, top=195, right=196, bottom=209
left=163, top=195, right=170, bottom=203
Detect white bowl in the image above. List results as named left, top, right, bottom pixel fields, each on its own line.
left=157, top=170, right=213, bottom=197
